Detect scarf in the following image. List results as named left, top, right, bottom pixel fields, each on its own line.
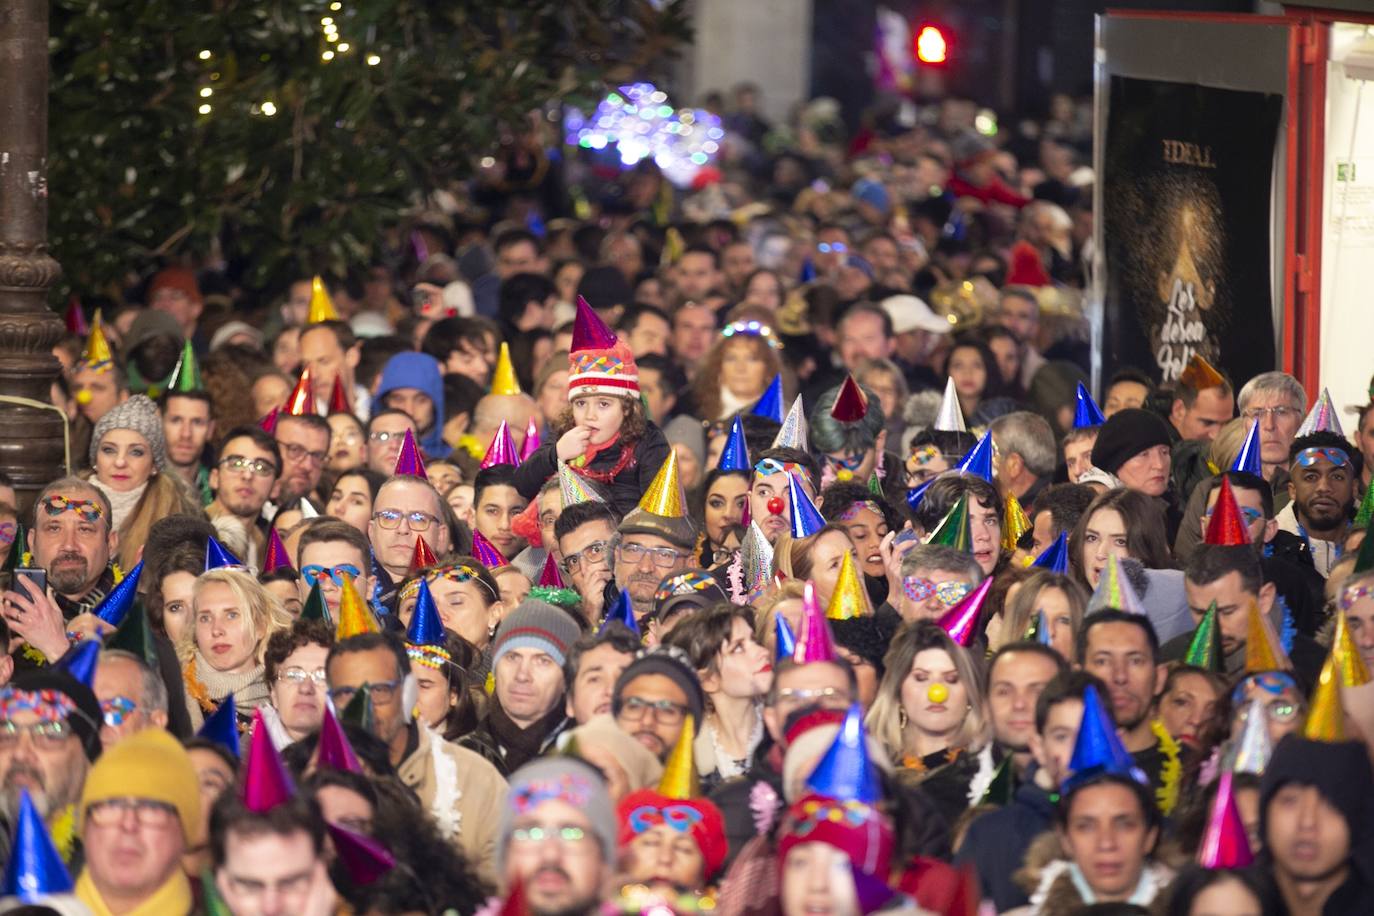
left=188, top=654, right=270, bottom=715
left=486, top=700, right=566, bottom=773
left=77, top=867, right=193, bottom=916
left=88, top=477, right=148, bottom=534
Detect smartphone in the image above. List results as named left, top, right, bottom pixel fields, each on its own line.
left=15, top=567, right=46, bottom=595
left=894, top=528, right=920, bottom=548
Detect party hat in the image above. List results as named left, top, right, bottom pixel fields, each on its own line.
left=936, top=578, right=993, bottom=648
left=490, top=342, right=523, bottom=396
left=658, top=714, right=701, bottom=799
left=787, top=472, right=826, bottom=539
left=1355, top=483, right=1374, bottom=530
left=404, top=536, right=436, bottom=576
left=804, top=703, right=882, bottom=804
left=81, top=310, right=114, bottom=370
left=405, top=578, right=445, bottom=647
left=1296, top=388, right=1343, bottom=437
left=301, top=499, right=321, bottom=520
left=472, top=530, right=509, bottom=570
left=571, top=295, right=619, bottom=352
left=794, top=581, right=839, bottom=663
left=830, top=375, right=869, bottom=423
left=1356, top=518, right=1374, bottom=574
left=328, top=376, right=350, bottom=414
left=307, top=275, right=339, bottom=323
left=740, top=520, right=775, bottom=599
left=1073, top=382, right=1106, bottom=428
left=520, top=416, right=542, bottom=463
left=825, top=551, right=871, bottom=620
left=167, top=339, right=203, bottom=392
left=558, top=461, right=602, bottom=508
left=1179, top=353, right=1226, bottom=392
left=976, top=754, right=1017, bottom=807
left=316, top=704, right=363, bottom=774
left=955, top=431, right=994, bottom=483
left=197, top=694, right=241, bottom=758
left=1197, top=771, right=1254, bottom=868
left=775, top=612, right=797, bottom=661
left=327, top=823, right=396, bottom=885
left=1086, top=554, right=1145, bottom=616
left=0, top=790, right=73, bottom=901
left=1184, top=603, right=1223, bottom=671
left=1244, top=601, right=1292, bottom=673
left=599, top=589, right=639, bottom=635
left=336, top=574, right=381, bottom=639
left=1030, top=532, right=1069, bottom=574
left=1232, top=422, right=1263, bottom=476
left=1065, top=685, right=1141, bottom=786
left=866, top=471, right=883, bottom=498
left=718, top=414, right=751, bottom=472
left=639, top=450, right=687, bottom=518
left=772, top=396, right=810, bottom=452
left=924, top=494, right=970, bottom=552
left=262, top=528, right=292, bottom=573
left=1332, top=610, right=1372, bottom=687
left=299, top=580, right=331, bottom=624
left=1036, top=610, right=1053, bottom=646
left=1304, top=654, right=1346, bottom=742
left=905, top=478, right=934, bottom=515
left=258, top=406, right=280, bottom=435
left=104, top=604, right=157, bottom=668
left=481, top=420, right=522, bottom=469
left=537, top=553, right=565, bottom=588
left=54, top=638, right=100, bottom=689
left=1229, top=698, right=1273, bottom=775
left=1002, top=492, right=1031, bottom=552
left=204, top=537, right=242, bottom=572
left=2, top=521, right=27, bottom=573
left=242, top=708, right=296, bottom=812
left=340, top=684, right=375, bottom=731
left=93, top=560, right=143, bottom=626
left=934, top=377, right=967, bottom=433
left=1204, top=476, right=1250, bottom=546
left=284, top=369, right=315, bottom=416
left=392, top=428, right=428, bottom=479
left=64, top=297, right=88, bottom=336
left=752, top=375, right=785, bottom=424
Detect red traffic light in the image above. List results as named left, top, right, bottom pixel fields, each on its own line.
left=916, top=25, right=948, bottom=65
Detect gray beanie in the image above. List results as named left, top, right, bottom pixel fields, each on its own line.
left=495, top=756, right=616, bottom=874
left=89, top=394, right=167, bottom=470
left=491, top=599, right=582, bottom=668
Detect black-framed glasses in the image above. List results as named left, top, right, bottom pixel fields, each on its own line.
left=372, top=509, right=437, bottom=532
left=280, top=442, right=328, bottom=466
left=327, top=679, right=401, bottom=707
left=617, top=696, right=688, bottom=725
left=219, top=455, right=278, bottom=478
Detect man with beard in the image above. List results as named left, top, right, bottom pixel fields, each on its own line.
left=367, top=476, right=452, bottom=604
left=555, top=502, right=621, bottom=625
left=1276, top=431, right=1360, bottom=578
left=0, top=669, right=104, bottom=868
left=613, top=507, right=696, bottom=622
left=272, top=412, right=331, bottom=508
left=496, top=757, right=616, bottom=916
left=26, top=477, right=118, bottom=625
left=160, top=388, right=214, bottom=505
left=611, top=647, right=704, bottom=761
left=206, top=426, right=281, bottom=571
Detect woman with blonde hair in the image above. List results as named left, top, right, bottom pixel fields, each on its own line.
left=996, top=570, right=1088, bottom=662
left=178, top=567, right=294, bottom=731
left=688, top=322, right=787, bottom=423
left=773, top=525, right=854, bottom=610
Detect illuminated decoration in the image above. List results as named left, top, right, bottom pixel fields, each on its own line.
left=915, top=25, right=948, bottom=65
left=564, top=83, right=724, bottom=188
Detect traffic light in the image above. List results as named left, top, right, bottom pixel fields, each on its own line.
left=915, top=25, right=948, bottom=65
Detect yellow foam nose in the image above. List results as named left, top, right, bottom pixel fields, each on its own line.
left=927, top=682, right=949, bottom=704
left=75, top=389, right=93, bottom=405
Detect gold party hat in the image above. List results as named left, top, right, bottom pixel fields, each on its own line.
left=1332, top=610, right=1372, bottom=687
left=81, top=309, right=114, bottom=370
left=489, top=342, right=522, bottom=396
left=825, top=551, right=871, bottom=621
left=658, top=714, right=701, bottom=799
left=335, top=573, right=380, bottom=639
left=638, top=449, right=686, bottom=518
left=307, top=275, right=340, bottom=324
left=1304, top=654, right=1346, bottom=742
left=1244, top=601, right=1292, bottom=673
left=1002, top=491, right=1031, bottom=552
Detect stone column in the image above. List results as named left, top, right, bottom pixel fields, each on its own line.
left=0, top=0, right=67, bottom=514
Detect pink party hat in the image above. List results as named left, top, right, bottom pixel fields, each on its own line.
left=1197, top=771, right=1254, bottom=869
left=936, top=578, right=993, bottom=647
left=538, top=553, right=565, bottom=588
left=520, top=416, right=542, bottom=462
left=481, top=420, right=522, bottom=469
left=258, top=406, right=280, bottom=435
left=316, top=704, right=363, bottom=774
left=392, top=428, right=429, bottom=479
left=326, top=823, right=396, bottom=885
left=793, top=580, right=839, bottom=663
left=262, top=528, right=292, bottom=573
left=472, top=530, right=509, bottom=569
left=572, top=295, right=620, bottom=351
left=241, top=708, right=296, bottom=812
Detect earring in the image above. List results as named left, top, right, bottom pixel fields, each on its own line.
left=898, top=708, right=908, bottom=730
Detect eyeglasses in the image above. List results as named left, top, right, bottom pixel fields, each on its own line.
left=617, top=696, right=688, bottom=725
left=100, top=697, right=138, bottom=728
left=86, top=798, right=178, bottom=829
left=277, top=667, right=328, bottom=686
left=775, top=686, right=851, bottom=707
left=509, top=825, right=590, bottom=847
left=1241, top=406, right=1302, bottom=423
left=563, top=540, right=610, bottom=574
left=1292, top=447, right=1351, bottom=469
left=1203, top=505, right=1264, bottom=526
left=0, top=720, right=74, bottom=749
left=219, top=455, right=278, bottom=478
left=368, top=430, right=409, bottom=444
left=817, top=242, right=848, bottom=254
left=301, top=563, right=362, bottom=587
left=617, top=542, right=688, bottom=570
left=279, top=442, right=329, bottom=466
left=372, top=509, right=438, bottom=532
left=327, top=679, right=401, bottom=707
left=902, top=577, right=972, bottom=607
left=39, top=495, right=103, bottom=522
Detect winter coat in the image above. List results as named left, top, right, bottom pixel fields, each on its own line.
left=514, top=424, right=671, bottom=518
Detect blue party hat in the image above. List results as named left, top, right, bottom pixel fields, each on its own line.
left=804, top=703, right=882, bottom=804
left=405, top=578, right=445, bottom=647
left=775, top=612, right=797, bottom=662
left=752, top=375, right=785, bottom=424
left=204, top=536, right=243, bottom=572
left=1231, top=420, right=1263, bottom=476
left=799, top=258, right=817, bottom=284
left=787, top=472, right=827, bottom=539
left=1, top=790, right=73, bottom=901
left=955, top=431, right=994, bottom=483
left=55, top=639, right=101, bottom=688
left=1064, top=685, right=1145, bottom=790
left=599, top=589, right=639, bottom=635
left=1073, top=383, right=1106, bottom=428
left=1031, top=532, right=1069, bottom=574
left=718, top=414, right=752, bottom=472
left=93, top=560, right=143, bottom=627
left=1036, top=610, right=1053, bottom=646
left=905, top=478, right=935, bottom=514
left=197, top=694, right=240, bottom=758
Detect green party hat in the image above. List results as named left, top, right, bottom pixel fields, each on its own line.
left=2, top=522, right=27, bottom=573
left=1184, top=602, right=1223, bottom=671
left=340, top=684, right=375, bottom=732
left=867, top=471, right=883, bottom=498
left=977, top=754, right=1016, bottom=807
left=924, top=493, right=971, bottom=552
left=167, top=339, right=203, bottom=392
left=1357, top=485, right=1374, bottom=533
left=299, top=580, right=331, bottom=624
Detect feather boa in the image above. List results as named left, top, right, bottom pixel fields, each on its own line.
left=1150, top=720, right=1183, bottom=816
left=965, top=744, right=997, bottom=807
left=427, top=724, right=463, bottom=840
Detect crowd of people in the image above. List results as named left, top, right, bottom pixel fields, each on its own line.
left=0, top=87, right=1372, bottom=916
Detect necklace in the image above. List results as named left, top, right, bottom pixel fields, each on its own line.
left=708, top=706, right=763, bottom=779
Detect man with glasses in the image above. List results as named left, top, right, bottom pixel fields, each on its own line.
left=1237, top=370, right=1308, bottom=502
left=611, top=646, right=704, bottom=762
left=894, top=544, right=983, bottom=623
left=265, top=619, right=333, bottom=744
left=497, top=757, right=617, bottom=916
left=75, top=728, right=201, bottom=914
left=613, top=496, right=698, bottom=622
left=211, top=790, right=336, bottom=916
left=368, top=476, right=452, bottom=596
left=92, top=649, right=169, bottom=749
left=326, top=631, right=506, bottom=883
left=555, top=502, right=622, bottom=625
left=296, top=519, right=375, bottom=616
left=1276, top=432, right=1361, bottom=579
left=272, top=412, right=331, bottom=508
left=364, top=409, right=418, bottom=476
left=207, top=426, right=281, bottom=571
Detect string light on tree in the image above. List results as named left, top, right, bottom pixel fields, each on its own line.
left=260, top=101, right=277, bottom=116
left=366, top=54, right=381, bottom=66
left=564, top=82, right=724, bottom=188
left=198, top=49, right=211, bottom=60
left=198, top=103, right=212, bottom=115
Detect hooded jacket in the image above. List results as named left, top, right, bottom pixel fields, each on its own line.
left=374, top=352, right=452, bottom=459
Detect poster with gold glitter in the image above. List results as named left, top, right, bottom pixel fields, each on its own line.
left=1102, top=76, right=1281, bottom=386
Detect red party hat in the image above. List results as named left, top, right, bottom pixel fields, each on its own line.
left=258, top=406, right=280, bottom=435
left=328, top=375, right=350, bottom=414
left=830, top=375, right=869, bottom=422
left=392, top=428, right=428, bottom=479
left=1204, top=475, right=1250, bottom=546
left=571, top=295, right=619, bottom=352
left=262, top=528, right=292, bottom=573
left=409, top=535, right=437, bottom=573
left=1005, top=241, right=1051, bottom=286
left=284, top=369, right=316, bottom=416
left=65, top=296, right=88, bottom=335
left=538, top=552, right=565, bottom=588
left=326, top=823, right=395, bottom=885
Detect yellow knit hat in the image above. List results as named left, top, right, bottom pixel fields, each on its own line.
left=78, top=728, right=201, bottom=841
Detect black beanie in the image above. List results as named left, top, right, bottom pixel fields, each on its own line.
left=612, top=645, right=705, bottom=724
left=577, top=266, right=633, bottom=312
left=1091, top=408, right=1172, bottom=475
left=1260, top=736, right=1374, bottom=855
left=7, top=668, right=104, bottom=762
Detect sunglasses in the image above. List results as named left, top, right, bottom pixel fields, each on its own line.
left=40, top=495, right=103, bottom=522
left=301, top=563, right=361, bottom=587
